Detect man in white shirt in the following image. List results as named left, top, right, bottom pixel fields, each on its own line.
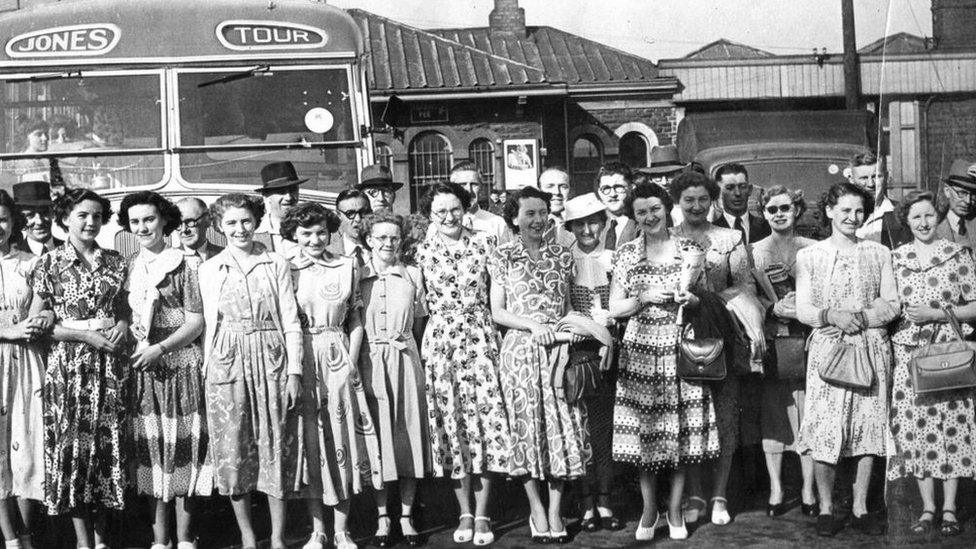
left=712, top=163, right=770, bottom=244
left=174, top=198, right=223, bottom=269
left=326, top=188, right=372, bottom=266
left=449, top=160, right=511, bottom=243
left=849, top=151, right=911, bottom=249
left=538, top=167, right=575, bottom=247
left=935, top=158, right=976, bottom=251
left=12, top=180, right=61, bottom=255
left=594, top=161, right=638, bottom=250
left=254, top=161, right=304, bottom=257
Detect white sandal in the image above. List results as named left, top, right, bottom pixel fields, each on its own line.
left=711, top=497, right=732, bottom=526
left=454, top=513, right=475, bottom=543
left=473, top=516, right=495, bottom=546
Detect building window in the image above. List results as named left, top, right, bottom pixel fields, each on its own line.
left=572, top=135, right=602, bottom=188
left=374, top=142, right=393, bottom=169
left=469, top=138, right=496, bottom=188
left=408, top=131, right=453, bottom=209
left=619, top=131, right=648, bottom=169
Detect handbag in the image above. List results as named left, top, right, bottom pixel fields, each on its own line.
left=909, top=307, right=976, bottom=395
left=553, top=340, right=603, bottom=405
left=772, top=333, right=808, bottom=379
left=677, top=324, right=727, bottom=382
left=817, top=335, right=875, bottom=389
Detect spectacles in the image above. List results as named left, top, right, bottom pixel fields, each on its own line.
left=723, top=183, right=752, bottom=193
left=179, top=214, right=208, bottom=229
left=765, top=204, right=793, bottom=214
left=364, top=187, right=395, bottom=197
left=339, top=208, right=371, bottom=220
left=598, top=184, right=629, bottom=196
left=431, top=207, right=465, bottom=219
left=950, top=186, right=976, bottom=201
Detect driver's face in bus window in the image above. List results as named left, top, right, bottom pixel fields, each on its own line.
left=264, top=186, right=300, bottom=222
left=20, top=206, right=52, bottom=244
left=26, top=130, right=48, bottom=153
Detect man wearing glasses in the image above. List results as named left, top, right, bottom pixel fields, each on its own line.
left=357, top=163, right=402, bottom=213
left=594, top=161, right=638, bottom=250
left=713, top=163, right=770, bottom=244
left=327, top=189, right=372, bottom=266
left=849, top=151, right=911, bottom=249
left=174, top=197, right=223, bottom=269
left=936, top=158, right=976, bottom=250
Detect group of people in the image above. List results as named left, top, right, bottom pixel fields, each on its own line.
left=0, top=142, right=974, bottom=549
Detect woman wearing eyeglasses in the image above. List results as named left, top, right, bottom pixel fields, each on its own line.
left=751, top=186, right=817, bottom=519
left=415, top=182, right=510, bottom=546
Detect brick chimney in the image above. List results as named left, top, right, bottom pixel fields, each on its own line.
left=932, top=0, right=976, bottom=50
left=489, top=0, right=526, bottom=38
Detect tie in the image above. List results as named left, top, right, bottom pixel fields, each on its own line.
left=463, top=214, right=474, bottom=231
left=605, top=219, right=618, bottom=250
left=733, top=216, right=746, bottom=242
left=960, top=217, right=968, bottom=237
left=352, top=245, right=365, bottom=268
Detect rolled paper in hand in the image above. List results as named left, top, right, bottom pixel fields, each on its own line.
left=678, top=247, right=707, bottom=293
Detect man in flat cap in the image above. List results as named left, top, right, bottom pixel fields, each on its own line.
left=936, top=158, right=976, bottom=250
left=12, top=180, right=61, bottom=255
left=357, top=163, right=402, bottom=213
left=254, top=161, right=305, bottom=257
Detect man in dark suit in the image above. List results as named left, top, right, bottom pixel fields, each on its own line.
left=712, top=163, right=771, bottom=244
left=595, top=161, right=639, bottom=250
left=174, top=197, right=223, bottom=269
left=253, top=161, right=306, bottom=257
left=935, top=158, right=976, bottom=251
left=326, top=188, right=371, bottom=266
left=12, top=180, right=62, bottom=255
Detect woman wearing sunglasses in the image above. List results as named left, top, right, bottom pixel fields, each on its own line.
left=751, top=186, right=817, bottom=519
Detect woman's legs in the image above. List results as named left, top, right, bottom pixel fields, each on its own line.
left=814, top=461, right=836, bottom=515
left=711, top=453, right=734, bottom=513
left=70, top=505, right=92, bottom=549
left=943, top=477, right=959, bottom=517
left=175, top=496, right=193, bottom=544
left=374, top=486, right=390, bottom=537
left=334, top=499, right=351, bottom=534
left=229, top=494, right=257, bottom=548
left=452, top=475, right=473, bottom=532
left=852, top=456, right=873, bottom=517
left=473, top=474, right=492, bottom=535
left=638, top=471, right=658, bottom=527
left=267, top=495, right=287, bottom=548
left=764, top=451, right=784, bottom=504
left=523, top=478, right=548, bottom=532
left=305, top=498, right=326, bottom=535
left=916, top=477, right=936, bottom=514
left=547, top=481, right=565, bottom=533
left=150, top=498, right=169, bottom=546
left=0, top=498, right=17, bottom=543
left=400, top=478, right=418, bottom=536
left=800, top=453, right=816, bottom=505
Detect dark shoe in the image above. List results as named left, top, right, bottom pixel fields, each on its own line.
left=767, top=502, right=786, bottom=517
left=401, top=515, right=423, bottom=547
left=851, top=512, right=885, bottom=536
left=375, top=513, right=391, bottom=548
left=941, top=510, right=962, bottom=537
left=801, top=503, right=820, bottom=517
left=911, top=510, right=935, bottom=535
left=579, top=516, right=600, bottom=532
left=816, top=515, right=843, bottom=537
left=528, top=516, right=551, bottom=544
left=600, top=515, right=623, bottom=531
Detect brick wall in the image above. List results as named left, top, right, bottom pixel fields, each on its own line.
left=488, top=0, right=526, bottom=37
left=924, top=96, right=976, bottom=187
left=932, top=0, right=976, bottom=50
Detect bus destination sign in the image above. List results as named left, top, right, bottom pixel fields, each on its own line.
left=5, top=24, right=121, bottom=58
left=217, top=20, right=328, bottom=51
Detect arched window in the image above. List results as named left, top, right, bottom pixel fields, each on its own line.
left=374, top=142, right=393, bottom=169
left=469, top=138, right=496, bottom=188
left=619, top=131, right=648, bottom=169
left=572, top=135, right=602, bottom=187
left=408, top=131, right=453, bottom=210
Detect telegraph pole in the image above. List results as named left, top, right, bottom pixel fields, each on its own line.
left=841, top=0, right=861, bottom=110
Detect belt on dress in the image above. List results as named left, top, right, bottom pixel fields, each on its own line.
left=367, top=331, right=412, bottom=351
left=305, top=325, right=343, bottom=335
left=62, top=318, right=114, bottom=330
left=221, top=319, right=277, bottom=333
left=430, top=306, right=487, bottom=318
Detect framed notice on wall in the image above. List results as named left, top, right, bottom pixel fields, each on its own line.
left=502, top=138, right=539, bottom=190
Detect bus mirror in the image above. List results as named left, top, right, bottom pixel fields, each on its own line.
left=362, top=95, right=404, bottom=139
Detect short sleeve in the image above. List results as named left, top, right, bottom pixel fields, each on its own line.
left=349, top=261, right=364, bottom=311
left=956, top=251, right=976, bottom=303
left=487, top=246, right=508, bottom=288
left=182, top=263, right=203, bottom=314
left=29, top=255, right=52, bottom=302
left=410, top=267, right=428, bottom=318
left=612, top=244, right=638, bottom=293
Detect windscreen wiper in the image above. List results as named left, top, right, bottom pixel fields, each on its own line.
left=197, top=65, right=271, bottom=88
left=7, top=70, right=83, bottom=83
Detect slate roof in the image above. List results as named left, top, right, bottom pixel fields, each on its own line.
left=858, top=32, right=930, bottom=55
left=682, top=39, right=774, bottom=60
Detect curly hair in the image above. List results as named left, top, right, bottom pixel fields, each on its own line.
left=592, top=161, right=633, bottom=193
left=757, top=185, right=807, bottom=221
left=818, top=182, right=874, bottom=228
left=633, top=181, right=674, bottom=212
left=53, top=188, right=112, bottom=231
left=503, top=186, right=551, bottom=232
left=669, top=171, right=719, bottom=203
left=359, top=211, right=405, bottom=252
left=0, top=190, right=26, bottom=246
left=897, top=190, right=944, bottom=230
left=118, top=191, right=182, bottom=236
left=17, top=116, right=48, bottom=139
left=280, top=202, right=340, bottom=241
left=418, top=182, right=471, bottom=217
left=210, top=193, right=265, bottom=232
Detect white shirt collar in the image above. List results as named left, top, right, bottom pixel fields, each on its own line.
left=723, top=211, right=749, bottom=241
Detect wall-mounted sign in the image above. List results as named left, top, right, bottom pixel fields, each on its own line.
left=216, top=20, right=328, bottom=51
left=410, top=103, right=449, bottom=124
left=503, top=138, right=540, bottom=190
left=6, top=24, right=121, bottom=58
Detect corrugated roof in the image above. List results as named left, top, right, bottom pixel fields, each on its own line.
left=683, top=39, right=774, bottom=60
left=348, top=9, right=548, bottom=95
left=858, top=32, right=929, bottom=54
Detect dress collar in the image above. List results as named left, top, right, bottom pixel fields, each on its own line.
left=893, top=240, right=963, bottom=271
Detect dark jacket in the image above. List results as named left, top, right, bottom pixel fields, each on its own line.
left=713, top=213, right=771, bottom=244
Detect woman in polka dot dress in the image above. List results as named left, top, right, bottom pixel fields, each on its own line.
left=887, top=191, right=976, bottom=537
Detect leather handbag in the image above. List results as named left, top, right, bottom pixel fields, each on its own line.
left=772, top=334, right=808, bottom=379
left=818, top=335, right=875, bottom=389
left=553, top=340, right=603, bottom=405
left=677, top=324, right=727, bottom=382
left=909, top=307, right=976, bottom=395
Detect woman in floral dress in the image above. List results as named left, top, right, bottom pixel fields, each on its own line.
left=610, top=183, right=720, bottom=542
left=359, top=212, right=430, bottom=548
left=281, top=202, right=381, bottom=549
left=197, top=194, right=303, bottom=549
left=887, top=190, right=976, bottom=537
left=795, top=182, right=897, bottom=538
left=489, top=186, right=589, bottom=545
left=0, top=190, right=48, bottom=549
left=119, top=191, right=209, bottom=549
left=32, top=188, right=129, bottom=548
left=415, top=182, right=510, bottom=546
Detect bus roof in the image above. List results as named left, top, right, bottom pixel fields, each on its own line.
left=0, top=0, right=364, bottom=67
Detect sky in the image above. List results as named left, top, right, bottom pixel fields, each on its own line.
left=331, top=0, right=934, bottom=61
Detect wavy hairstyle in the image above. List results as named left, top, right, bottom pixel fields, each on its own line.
left=756, top=185, right=807, bottom=221
left=817, top=182, right=874, bottom=228
left=53, top=188, right=112, bottom=231
left=118, top=191, right=182, bottom=235
left=210, top=193, right=265, bottom=232
left=280, top=202, right=340, bottom=240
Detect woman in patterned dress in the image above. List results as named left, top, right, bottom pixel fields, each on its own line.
left=488, top=186, right=589, bottom=544
left=887, top=191, right=976, bottom=537
left=415, top=183, right=509, bottom=546
left=359, top=212, right=430, bottom=548
left=670, top=172, right=752, bottom=525
left=281, top=202, right=381, bottom=549
left=0, top=190, right=48, bottom=549
left=795, top=182, right=898, bottom=538
left=610, top=183, right=720, bottom=541
left=561, top=193, right=622, bottom=533
left=197, top=194, right=303, bottom=549
left=33, top=188, right=129, bottom=548
left=751, top=186, right=818, bottom=518
left=118, top=192, right=209, bottom=549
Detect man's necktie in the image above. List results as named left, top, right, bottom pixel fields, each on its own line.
left=733, top=215, right=747, bottom=242
left=960, top=217, right=968, bottom=236
left=605, top=219, right=618, bottom=250
left=352, top=245, right=365, bottom=268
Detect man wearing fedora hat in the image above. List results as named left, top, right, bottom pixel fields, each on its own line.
left=254, top=161, right=306, bottom=257
left=935, top=158, right=976, bottom=250
left=641, top=145, right=692, bottom=225
left=850, top=151, right=912, bottom=249
left=12, top=180, right=61, bottom=255
left=357, top=163, right=403, bottom=213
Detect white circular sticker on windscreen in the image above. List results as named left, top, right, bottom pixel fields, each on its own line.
left=304, top=108, right=334, bottom=133
left=828, top=163, right=840, bottom=175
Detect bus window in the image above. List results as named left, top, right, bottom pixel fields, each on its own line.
left=177, top=67, right=357, bottom=193
left=0, top=73, right=165, bottom=193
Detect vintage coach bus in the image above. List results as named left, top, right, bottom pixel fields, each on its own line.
left=0, top=0, right=374, bottom=249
